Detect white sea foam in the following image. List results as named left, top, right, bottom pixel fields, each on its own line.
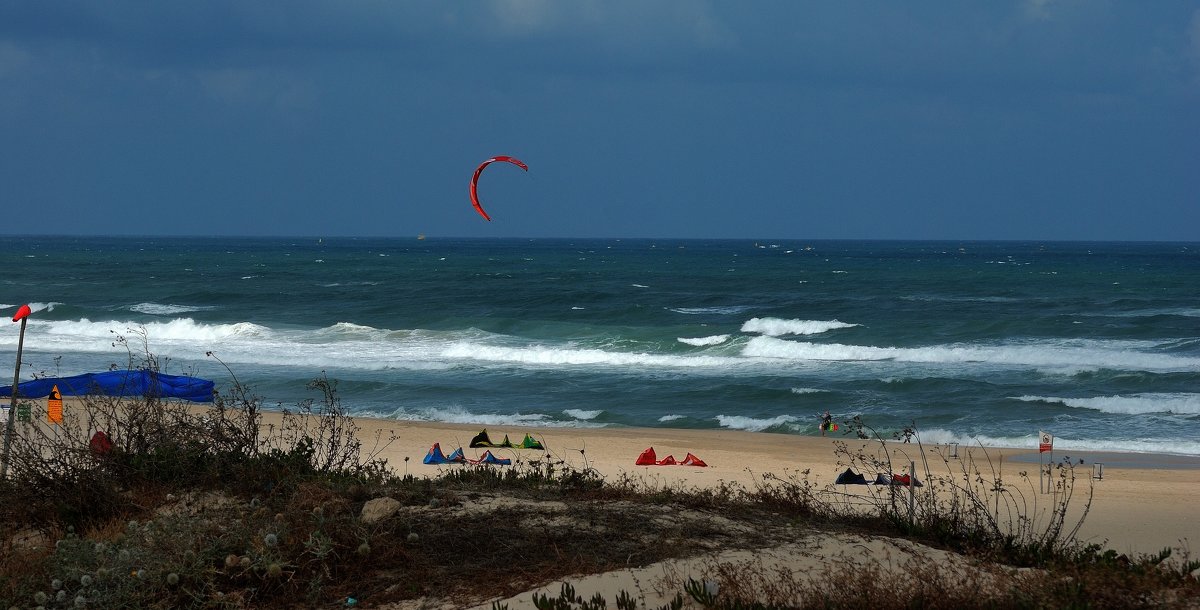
left=360, top=405, right=612, bottom=430
left=668, top=306, right=755, bottom=316
left=32, top=317, right=268, bottom=343
left=790, top=387, right=828, bottom=394
left=440, top=342, right=742, bottom=369
left=659, top=414, right=685, bottom=422
left=678, top=335, right=730, bottom=346
left=129, top=303, right=213, bottom=316
left=374, top=405, right=551, bottom=427
left=742, top=336, right=1200, bottom=372
left=1097, top=307, right=1200, bottom=319
left=1014, top=393, right=1200, bottom=415
left=916, top=428, right=1200, bottom=456
left=715, top=414, right=800, bottom=432
left=740, top=318, right=858, bottom=337
left=564, top=409, right=602, bottom=420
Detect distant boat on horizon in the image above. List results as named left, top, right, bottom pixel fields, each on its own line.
left=417, top=234, right=426, bottom=240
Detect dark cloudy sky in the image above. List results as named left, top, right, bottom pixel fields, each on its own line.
left=2, top=1, right=1197, bottom=240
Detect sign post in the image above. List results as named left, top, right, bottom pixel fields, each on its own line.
left=2, top=304, right=32, bottom=479
left=47, top=385, right=63, bottom=425
left=1038, top=430, right=1054, bottom=494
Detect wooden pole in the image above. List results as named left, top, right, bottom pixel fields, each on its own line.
left=1, top=316, right=28, bottom=478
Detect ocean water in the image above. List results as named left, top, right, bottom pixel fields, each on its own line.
left=2, top=236, right=1198, bottom=455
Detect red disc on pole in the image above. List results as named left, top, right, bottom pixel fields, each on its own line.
left=12, top=304, right=31, bottom=323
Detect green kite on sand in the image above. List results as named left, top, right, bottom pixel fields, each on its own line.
left=469, top=429, right=545, bottom=450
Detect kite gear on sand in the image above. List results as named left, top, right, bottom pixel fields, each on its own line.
left=469, top=429, right=544, bottom=450
left=635, top=447, right=708, bottom=467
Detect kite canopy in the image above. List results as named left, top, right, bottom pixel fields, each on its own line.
left=469, top=429, right=544, bottom=450
left=471, top=450, right=511, bottom=466
left=872, top=472, right=922, bottom=487
left=423, top=443, right=467, bottom=465
left=835, top=468, right=868, bottom=485
left=0, top=371, right=214, bottom=403
left=469, top=155, right=528, bottom=221
left=636, top=447, right=708, bottom=467
left=422, top=443, right=511, bottom=466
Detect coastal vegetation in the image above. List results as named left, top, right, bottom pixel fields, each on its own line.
left=0, top=343, right=1197, bottom=608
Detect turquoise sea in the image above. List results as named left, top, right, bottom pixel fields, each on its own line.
left=2, top=236, right=1198, bottom=455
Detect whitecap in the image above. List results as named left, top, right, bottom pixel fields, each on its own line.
left=1013, top=393, right=1200, bottom=415
left=668, top=306, right=754, bottom=316
left=916, top=428, right=1200, bottom=457
left=715, top=414, right=800, bottom=432
left=129, top=303, right=212, bottom=316
left=678, top=335, right=730, bottom=347
left=740, top=318, right=858, bottom=337
left=742, top=336, right=1200, bottom=372
left=564, top=409, right=602, bottom=420
left=360, top=405, right=610, bottom=429
left=441, top=342, right=742, bottom=369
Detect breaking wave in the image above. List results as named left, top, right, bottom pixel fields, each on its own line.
left=563, top=409, right=603, bottom=420
left=1014, top=394, right=1200, bottom=415
left=916, top=428, right=1200, bottom=456
left=742, top=336, right=1200, bottom=372
left=441, top=342, right=741, bottom=369
left=129, top=303, right=214, bottom=316
left=790, top=387, right=828, bottom=394
left=740, top=318, right=858, bottom=337
left=715, top=414, right=801, bottom=432
left=678, top=334, right=730, bottom=346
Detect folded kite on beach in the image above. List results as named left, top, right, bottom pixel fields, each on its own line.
left=423, top=443, right=466, bottom=465
left=873, top=473, right=923, bottom=487
left=469, top=429, right=545, bottom=450
left=470, top=450, right=512, bottom=466
left=635, top=447, right=708, bottom=467
left=423, top=443, right=512, bottom=466
left=834, top=467, right=869, bottom=485
left=835, top=468, right=921, bottom=486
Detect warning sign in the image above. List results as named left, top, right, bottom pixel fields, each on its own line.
left=1038, top=430, right=1054, bottom=453
left=48, top=385, right=63, bottom=425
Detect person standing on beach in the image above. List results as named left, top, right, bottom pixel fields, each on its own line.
left=821, top=410, right=832, bottom=436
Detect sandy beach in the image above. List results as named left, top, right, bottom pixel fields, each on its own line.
left=334, top=415, right=1199, bottom=558
left=9, top=398, right=1200, bottom=607
left=16, top=399, right=1198, bottom=556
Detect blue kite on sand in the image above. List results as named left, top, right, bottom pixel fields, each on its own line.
left=423, top=443, right=466, bottom=465
left=422, top=443, right=512, bottom=466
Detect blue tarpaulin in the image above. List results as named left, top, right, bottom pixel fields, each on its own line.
left=0, top=371, right=214, bottom=403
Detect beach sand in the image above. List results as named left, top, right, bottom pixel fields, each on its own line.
left=331, top=416, right=1198, bottom=608
left=25, top=399, right=1200, bottom=556
left=339, top=416, right=1199, bottom=557
left=14, top=400, right=1199, bottom=607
